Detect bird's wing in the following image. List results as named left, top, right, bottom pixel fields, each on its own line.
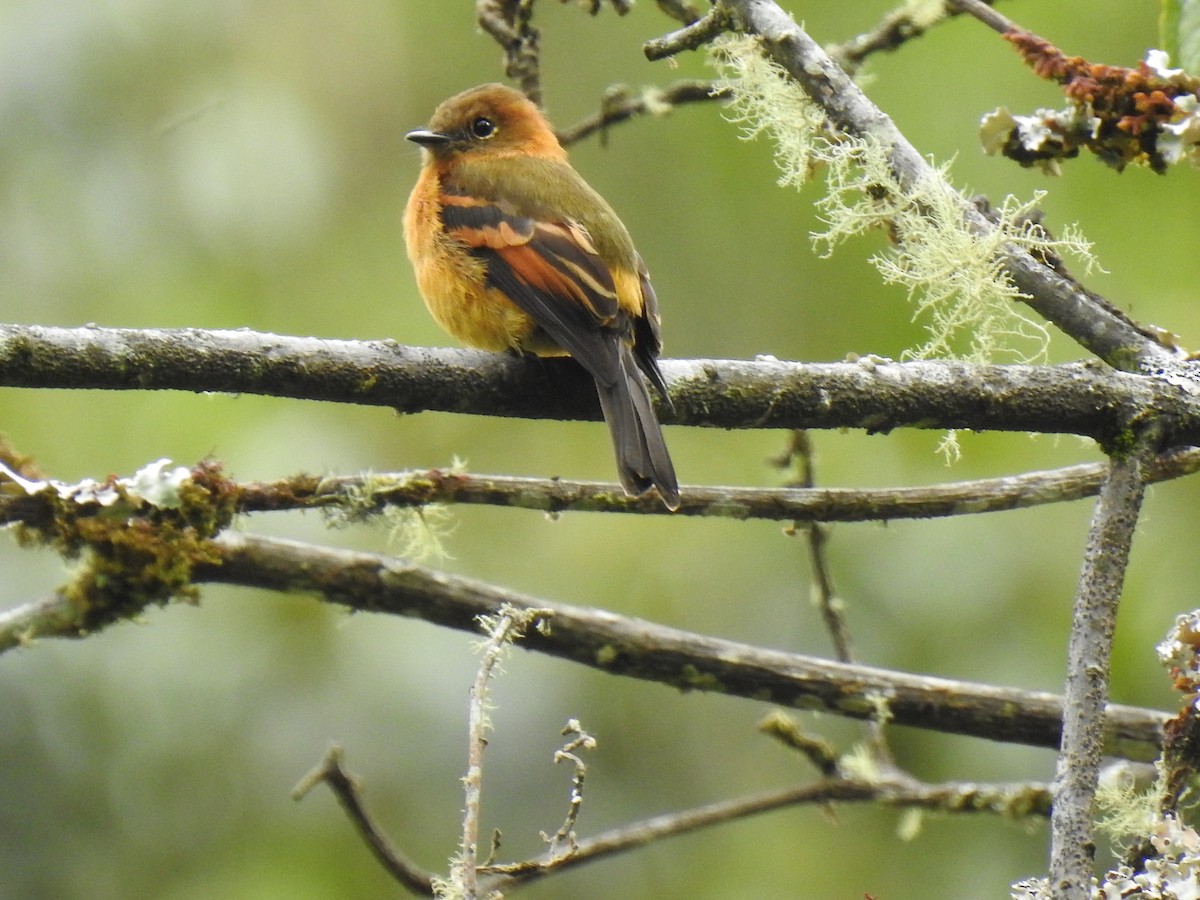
left=439, top=186, right=625, bottom=385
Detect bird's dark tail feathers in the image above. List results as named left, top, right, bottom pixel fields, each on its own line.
left=595, top=346, right=680, bottom=511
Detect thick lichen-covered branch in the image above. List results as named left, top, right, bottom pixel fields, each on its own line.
left=3, top=325, right=1200, bottom=442
left=704, top=0, right=1183, bottom=372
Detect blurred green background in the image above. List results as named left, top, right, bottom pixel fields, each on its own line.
left=1, top=1, right=1196, bottom=897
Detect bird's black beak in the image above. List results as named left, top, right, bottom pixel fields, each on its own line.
left=406, top=129, right=452, bottom=146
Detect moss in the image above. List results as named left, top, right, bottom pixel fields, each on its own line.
left=1103, top=425, right=1140, bottom=461
left=67, top=517, right=221, bottom=632
left=17, top=459, right=238, bottom=638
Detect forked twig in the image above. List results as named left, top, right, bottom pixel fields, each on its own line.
left=293, top=745, right=437, bottom=896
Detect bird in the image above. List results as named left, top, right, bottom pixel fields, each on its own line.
left=403, top=83, right=680, bottom=510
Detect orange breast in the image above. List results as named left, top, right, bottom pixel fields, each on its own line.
left=404, top=176, right=540, bottom=353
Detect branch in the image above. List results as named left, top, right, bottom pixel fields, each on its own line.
left=292, top=745, right=437, bottom=896
left=296, top=740, right=1048, bottom=897
left=654, top=0, right=703, bottom=26
left=3, top=326, right=1200, bottom=442
left=7, top=446, right=1199, bottom=654
left=716, top=0, right=1180, bottom=372
left=829, top=0, right=985, bottom=70
left=945, top=0, right=1014, bottom=35
left=4, top=450, right=1200, bottom=552
left=477, top=0, right=542, bottom=105
left=0, top=592, right=81, bottom=651
left=645, top=4, right=735, bottom=60
left=1050, top=424, right=1162, bottom=898
left=227, top=447, right=1200, bottom=521
left=457, top=608, right=532, bottom=898
left=776, top=431, right=895, bottom=766
left=478, top=776, right=1052, bottom=892
left=557, top=80, right=728, bottom=147
left=176, top=531, right=1170, bottom=760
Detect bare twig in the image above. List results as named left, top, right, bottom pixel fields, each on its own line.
left=777, top=431, right=896, bottom=767
left=478, top=776, right=1053, bottom=891
left=644, top=4, right=733, bottom=60
left=0, top=591, right=81, bottom=651
left=288, top=727, right=1045, bottom=896
left=779, top=432, right=855, bottom=663
left=186, top=532, right=1170, bottom=760
left=1050, top=424, right=1163, bottom=899
left=292, top=745, right=437, bottom=895
left=4, top=451, right=1199, bottom=550
left=655, top=0, right=703, bottom=26
left=537, top=720, right=594, bottom=857
left=557, top=80, right=728, bottom=147
left=758, top=711, right=839, bottom=776
left=945, top=0, right=1016, bottom=35
left=831, top=0, right=999, bottom=70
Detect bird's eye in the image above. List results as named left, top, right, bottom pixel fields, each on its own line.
left=471, top=117, right=497, bottom=139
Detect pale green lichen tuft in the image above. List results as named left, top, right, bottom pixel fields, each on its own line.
left=1094, top=761, right=1158, bottom=850
left=709, top=33, right=1098, bottom=372
left=711, top=34, right=1101, bottom=460
left=386, top=505, right=456, bottom=565
left=811, top=140, right=1094, bottom=369
left=320, top=469, right=456, bottom=564
left=709, top=34, right=828, bottom=190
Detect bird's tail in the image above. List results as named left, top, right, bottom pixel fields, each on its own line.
left=595, top=346, right=680, bottom=510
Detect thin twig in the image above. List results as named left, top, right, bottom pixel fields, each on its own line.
left=478, top=776, right=1052, bottom=891
left=780, top=432, right=855, bottom=663
left=655, top=0, right=703, bottom=26
left=477, top=0, right=542, bottom=105
left=0, top=591, right=82, bottom=650
left=779, top=431, right=896, bottom=767
left=1049, top=423, right=1163, bottom=899
left=225, top=447, right=1200, bottom=522
left=536, top=719, right=594, bottom=858
left=292, top=745, right=437, bottom=895
left=945, top=0, right=1016, bottom=35
left=557, top=80, right=728, bottom=147
left=758, top=711, right=839, bottom=776
left=644, top=4, right=733, bottom=60
left=3, top=451, right=1200, bottom=562
left=830, top=0, right=999, bottom=70
left=188, top=532, right=1169, bottom=760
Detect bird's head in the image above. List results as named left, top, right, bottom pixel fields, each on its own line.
left=406, top=83, right=565, bottom=162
